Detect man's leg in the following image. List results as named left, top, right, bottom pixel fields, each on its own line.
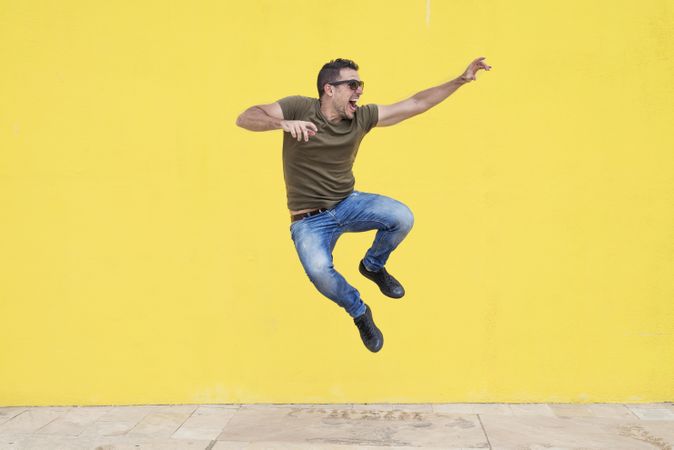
left=332, top=191, right=414, bottom=297
left=290, top=212, right=383, bottom=352
left=290, top=213, right=366, bottom=318
left=334, top=191, right=414, bottom=270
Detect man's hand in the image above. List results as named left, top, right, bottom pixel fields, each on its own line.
left=460, top=56, right=492, bottom=82
left=282, top=120, right=318, bottom=142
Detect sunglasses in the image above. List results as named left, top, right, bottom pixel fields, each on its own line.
left=329, top=79, right=365, bottom=90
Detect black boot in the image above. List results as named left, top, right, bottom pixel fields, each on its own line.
left=359, top=260, right=405, bottom=298
left=353, top=304, right=383, bottom=353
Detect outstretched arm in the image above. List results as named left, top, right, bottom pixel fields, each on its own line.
left=376, top=57, right=492, bottom=127
left=236, top=102, right=318, bottom=142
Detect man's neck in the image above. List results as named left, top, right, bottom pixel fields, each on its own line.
left=319, top=100, right=343, bottom=124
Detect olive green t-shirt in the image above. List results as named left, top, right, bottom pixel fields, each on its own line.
left=277, top=95, right=378, bottom=211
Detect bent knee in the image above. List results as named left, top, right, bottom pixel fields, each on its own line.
left=395, top=205, right=414, bottom=233
left=304, top=259, right=335, bottom=283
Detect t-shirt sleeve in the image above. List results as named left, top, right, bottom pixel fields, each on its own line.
left=356, top=104, right=379, bottom=133
left=277, top=95, right=312, bottom=121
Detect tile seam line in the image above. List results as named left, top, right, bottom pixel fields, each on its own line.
left=0, top=408, right=28, bottom=428
left=123, top=406, right=159, bottom=435
left=213, top=405, right=241, bottom=441
left=624, top=403, right=643, bottom=420
left=32, top=407, right=73, bottom=434
left=477, top=413, right=493, bottom=450
left=169, top=404, right=200, bottom=439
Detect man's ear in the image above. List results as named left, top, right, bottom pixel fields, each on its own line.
left=323, top=83, right=334, bottom=98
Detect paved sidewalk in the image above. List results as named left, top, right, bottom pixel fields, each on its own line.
left=0, top=403, right=673, bottom=449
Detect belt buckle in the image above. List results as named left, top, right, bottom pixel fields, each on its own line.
left=308, top=208, right=327, bottom=219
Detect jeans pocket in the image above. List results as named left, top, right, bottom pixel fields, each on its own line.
left=290, top=217, right=309, bottom=240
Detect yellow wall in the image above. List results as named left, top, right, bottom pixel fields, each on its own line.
left=1, top=0, right=673, bottom=405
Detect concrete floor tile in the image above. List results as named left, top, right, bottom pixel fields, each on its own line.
left=481, top=415, right=674, bottom=449
left=212, top=442, right=249, bottom=450
left=156, top=405, right=199, bottom=415
left=509, top=404, right=555, bottom=417
left=193, top=406, right=237, bottom=415
left=213, top=441, right=477, bottom=450
left=98, top=405, right=161, bottom=422
left=626, top=405, right=674, bottom=421
left=214, top=443, right=329, bottom=450
left=74, top=435, right=211, bottom=449
left=94, top=437, right=212, bottom=449
left=127, top=410, right=194, bottom=438
left=34, top=406, right=112, bottom=436
left=195, top=404, right=241, bottom=410
left=352, top=403, right=433, bottom=412
left=629, top=403, right=674, bottom=409
left=352, top=403, right=394, bottom=410
left=76, top=405, right=161, bottom=438
left=0, top=435, right=201, bottom=450
left=0, top=434, right=94, bottom=450
left=549, top=404, right=595, bottom=418
left=0, top=408, right=27, bottom=427
left=587, top=404, right=637, bottom=419
left=616, top=420, right=674, bottom=446
left=433, top=403, right=513, bottom=415
left=79, top=419, right=140, bottom=437
left=491, top=447, right=579, bottom=450
left=0, top=407, right=71, bottom=434
left=394, top=404, right=434, bottom=412
left=246, top=403, right=353, bottom=410
left=172, top=405, right=238, bottom=440
left=217, top=406, right=488, bottom=447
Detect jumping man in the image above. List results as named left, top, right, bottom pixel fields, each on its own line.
left=236, top=57, right=492, bottom=352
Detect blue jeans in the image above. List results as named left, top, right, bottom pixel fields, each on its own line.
left=289, top=191, right=414, bottom=318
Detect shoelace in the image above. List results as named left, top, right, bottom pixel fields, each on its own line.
left=357, top=314, right=377, bottom=340
left=382, top=271, right=397, bottom=288
left=375, top=269, right=398, bottom=290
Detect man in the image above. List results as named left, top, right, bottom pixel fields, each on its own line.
left=236, top=57, right=492, bottom=352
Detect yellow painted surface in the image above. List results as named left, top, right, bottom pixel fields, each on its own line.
left=1, top=0, right=673, bottom=405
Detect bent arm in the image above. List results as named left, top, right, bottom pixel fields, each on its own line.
left=235, top=102, right=284, bottom=131
left=236, top=101, right=318, bottom=142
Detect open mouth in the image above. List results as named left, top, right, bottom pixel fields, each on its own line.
left=348, top=99, right=358, bottom=112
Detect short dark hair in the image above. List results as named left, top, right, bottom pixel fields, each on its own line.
left=317, top=58, right=359, bottom=99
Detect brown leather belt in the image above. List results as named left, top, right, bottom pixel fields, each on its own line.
left=291, top=208, right=328, bottom=223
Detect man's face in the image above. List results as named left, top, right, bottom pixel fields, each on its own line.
left=329, top=68, right=364, bottom=120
